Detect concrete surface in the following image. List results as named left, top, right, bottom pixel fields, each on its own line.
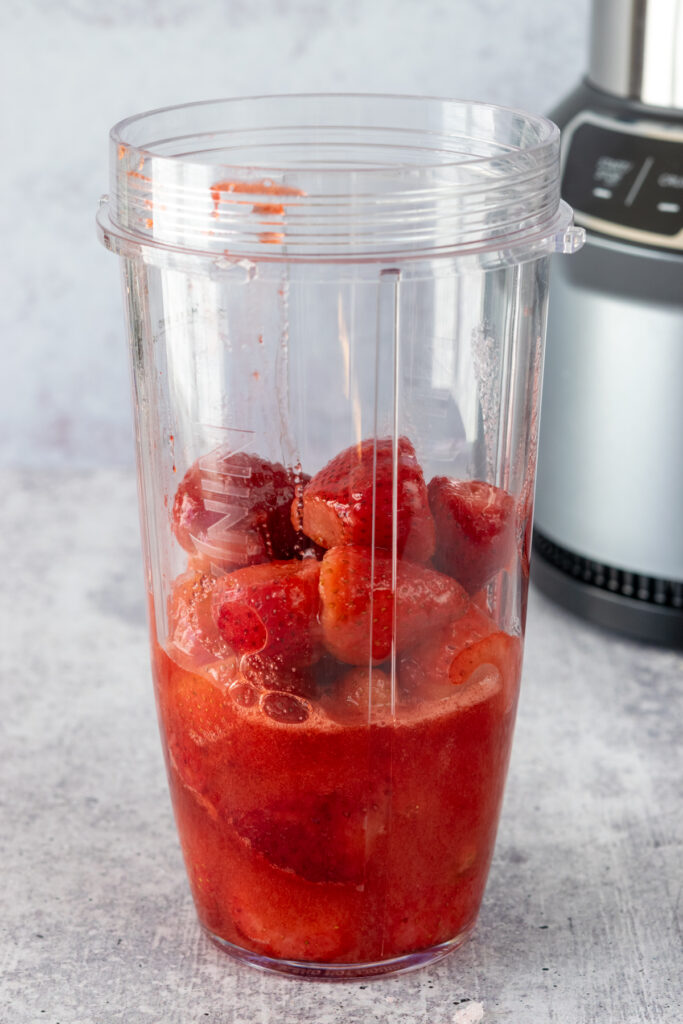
left=1, top=469, right=681, bottom=1023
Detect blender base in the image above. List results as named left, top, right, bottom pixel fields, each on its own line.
left=532, top=531, right=683, bottom=650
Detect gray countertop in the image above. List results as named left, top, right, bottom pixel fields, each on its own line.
left=2, top=469, right=681, bottom=1023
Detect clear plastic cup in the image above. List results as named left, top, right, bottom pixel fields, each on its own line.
left=97, top=94, right=582, bottom=979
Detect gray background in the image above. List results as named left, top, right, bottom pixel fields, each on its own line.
left=2, top=0, right=590, bottom=468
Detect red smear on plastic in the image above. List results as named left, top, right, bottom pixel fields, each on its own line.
left=209, top=179, right=304, bottom=219
left=252, top=202, right=286, bottom=216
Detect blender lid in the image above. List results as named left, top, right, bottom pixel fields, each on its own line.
left=588, top=0, right=683, bottom=110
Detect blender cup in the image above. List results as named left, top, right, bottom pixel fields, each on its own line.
left=97, top=95, right=582, bottom=979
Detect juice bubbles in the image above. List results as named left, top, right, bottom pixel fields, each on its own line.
left=152, top=438, right=522, bottom=972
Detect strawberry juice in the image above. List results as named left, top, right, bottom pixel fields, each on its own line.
left=152, top=437, right=522, bottom=972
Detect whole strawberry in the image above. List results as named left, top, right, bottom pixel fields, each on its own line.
left=295, top=437, right=435, bottom=563
left=428, top=478, right=516, bottom=593
left=172, top=448, right=311, bottom=572
left=319, top=545, right=467, bottom=665
left=167, top=568, right=233, bottom=666
left=212, top=558, right=322, bottom=666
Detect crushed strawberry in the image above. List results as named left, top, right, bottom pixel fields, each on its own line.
left=231, top=792, right=375, bottom=884
left=162, top=668, right=233, bottom=811
left=227, top=867, right=358, bottom=962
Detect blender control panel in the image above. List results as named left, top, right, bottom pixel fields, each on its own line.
left=562, top=118, right=683, bottom=250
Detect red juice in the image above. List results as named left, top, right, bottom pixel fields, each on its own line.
left=151, top=437, right=523, bottom=972
left=152, top=609, right=521, bottom=966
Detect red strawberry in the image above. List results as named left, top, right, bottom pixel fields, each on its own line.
left=322, top=665, right=393, bottom=722
left=319, top=545, right=468, bottom=665
left=401, top=604, right=521, bottom=705
left=226, top=860, right=360, bottom=962
left=172, top=448, right=311, bottom=572
left=162, top=666, right=234, bottom=810
left=428, top=477, right=516, bottom=593
left=167, top=569, right=233, bottom=666
left=296, top=437, right=435, bottom=563
left=230, top=792, right=380, bottom=884
left=212, top=559, right=322, bottom=666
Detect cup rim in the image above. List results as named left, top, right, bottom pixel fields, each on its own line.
left=110, top=92, right=560, bottom=176
left=102, top=93, right=575, bottom=264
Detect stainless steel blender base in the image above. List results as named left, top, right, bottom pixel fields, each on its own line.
left=532, top=531, right=683, bottom=649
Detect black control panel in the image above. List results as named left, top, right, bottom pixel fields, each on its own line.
left=562, top=120, right=683, bottom=246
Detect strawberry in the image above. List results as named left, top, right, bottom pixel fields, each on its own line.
left=172, top=448, right=311, bottom=572
left=167, top=569, right=233, bottom=666
left=400, top=604, right=521, bottom=705
left=226, top=861, right=360, bottom=962
left=212, top=559, right=322, bottom=666
left=322, top=665, right=393, bottom=721
left=162, top=666, right=234, bottom=810
left=296, top=436, right=435, bottom=563
left=230, top=792, right=378, bottom=884
left=319, top=545, right=468, bottom=665
left=428, top=477, right=516, bottom=593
